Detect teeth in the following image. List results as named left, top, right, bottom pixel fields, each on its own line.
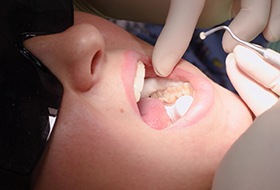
left=148, top=81, right=193, bottom=105
left=141, top=78, right=185, bottom=98
left=135, top=70, right=194, bottom=122
left=139, top=77, right=194, bottom=121
left=164, top=95, right=194, bottom=122
left=134, top=61, right=145, bottom=102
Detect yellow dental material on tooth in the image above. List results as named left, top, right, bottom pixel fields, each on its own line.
left=140, top=78, right=194, bottom=123
left=150, top=82, right=193, bottom=104
left=148, top=82, right=194, bottom=122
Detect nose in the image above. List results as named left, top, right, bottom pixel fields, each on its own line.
left=24, top=23, right=105, bottom=91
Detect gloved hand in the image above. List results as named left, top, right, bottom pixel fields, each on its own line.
left=211, top=45, right=280, bottom=190
left=152, top=0, right=280, bottom=76
left=226, top=45, right=280, bottom=116
left=151, top=0, right=205, bottom=76
left=73, top=0, right=280, bottom=77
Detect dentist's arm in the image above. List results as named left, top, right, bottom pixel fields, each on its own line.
left=212, top=45, right=280, bottom=190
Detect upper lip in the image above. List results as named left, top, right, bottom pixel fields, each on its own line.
left=121, top=50, right=214, bottom=129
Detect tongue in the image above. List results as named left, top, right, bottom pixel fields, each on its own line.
left=137, top=97, right=171, bottom=129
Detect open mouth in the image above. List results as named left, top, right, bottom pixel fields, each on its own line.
left=133, top=61, right=197, bottom=130
left=121, top=50, right=214, bottom=130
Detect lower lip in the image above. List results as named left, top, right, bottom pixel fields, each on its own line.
left=167, top=68, right=214, bottom=128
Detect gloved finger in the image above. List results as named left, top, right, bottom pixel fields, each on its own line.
left=263, top=0, right=280, bottom=42
left=226, top=53, right=278, bottom=116
left=152, top=0, right=205, bottom=77
left=222, top=0, right=271, bottom=52
left=234, top=45, right=280, bottom=95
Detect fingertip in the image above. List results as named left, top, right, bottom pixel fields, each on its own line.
left=263, top=27, right=280, bottom=42
left=225, top=53, right=235, bottom=66
left=263, top=0, right=280, bottom=42
left=222, top=32, right=248, bottom=53
left=232, top=45, right=258, bottom=67
left=153, top=66, right=170, bottom=77
left=233, top=45, right=248, bottom=55
left=225, top=53, right=238, bottom=77
left=222, top=33, right=237, bottom=53
left=152, top=54, right=179, bottom=77
left=223, top=0, right=270, bottom=53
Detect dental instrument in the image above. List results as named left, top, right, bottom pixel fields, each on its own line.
left=199, top=25, right=280, bottom=68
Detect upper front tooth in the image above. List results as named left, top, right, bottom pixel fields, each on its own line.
left=134, top=61, right=145, bottom=102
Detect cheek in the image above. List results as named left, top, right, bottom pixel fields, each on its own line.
left=39, top=100, right=223, bottom=189
left=88, top=80, right=132, bottom=115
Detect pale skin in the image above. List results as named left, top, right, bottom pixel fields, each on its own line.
left=27, top=12, right=252, bottom=189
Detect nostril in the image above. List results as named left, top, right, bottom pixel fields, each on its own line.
left=91, top=50, right=103, bottom=75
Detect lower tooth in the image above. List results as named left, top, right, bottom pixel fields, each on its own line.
left=164, top=95, right=194, bottom=122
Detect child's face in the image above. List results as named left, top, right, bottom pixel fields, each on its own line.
left=28, top=12, right=253, bottom=190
